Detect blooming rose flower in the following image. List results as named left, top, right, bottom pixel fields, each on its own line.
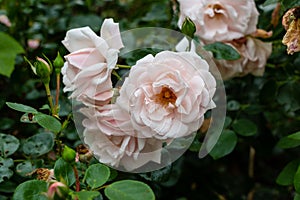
left=116, top=51, right=216, bottom=140
left=178, top=0, right=259, bottom=42
left=215, top=37, right=272, bottom=80
left=81, top=104, right=163, bottom=171
left=61, top=18, right=124, bottom=106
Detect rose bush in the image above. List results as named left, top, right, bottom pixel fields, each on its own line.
left=178, top=0, right=259, bottom=42
left=61, top=18, right=124, bottom=106
left=117, top=51, right=216, bottom=140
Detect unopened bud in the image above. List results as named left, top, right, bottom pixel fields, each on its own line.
left=47, top=181, right=69, bottom=200
left=181, top=17, right=196, bottom=39
left=53, top=52, right=64, bottom=74
left=62, top=145, right=76, bottom=163
left=35, top=57, right=52, bottom=84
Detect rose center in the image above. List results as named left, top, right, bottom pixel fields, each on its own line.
left=155, top=87, right=177, bottom=107
left=207, top=4, right=224, bottom=18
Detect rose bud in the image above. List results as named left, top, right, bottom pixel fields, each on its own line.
left=47, top=181, right=69, bottom=200
left=53, top=52, right=64, bottom=74
left=35, top=57, right=52, bottom=84
left=62, top=145, right=76, bottom=163
left=181, top=17, right=196, bottom=39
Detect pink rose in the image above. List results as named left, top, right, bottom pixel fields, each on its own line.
left=0, top=15, right=11, bottom=27
left=61, top=18, right=124, bottom=106
left=81, top=104, right=163, bottom=171
left=215, top=37, right=272, bottom=80
left=117, top=51, right=216, bottom=140
left=27, top=39, right=40, bottom=49
left=178, top=0, right=259, bottom=42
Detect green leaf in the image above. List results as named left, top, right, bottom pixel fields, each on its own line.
left=276, top=160, right=300, bottom=186
left=0, top=32, right=24, bottom=77
left=12, top=180, right=48, bottom=200
left=108, top=168, right=118, bottom=182
left=208, top=130, right=238, bottom=160
left=35, top=113, right=61, bottom=133
left=224, top=117, right=232, bottom=129
left=16, top=161, right=34, bottom=177
left=294, top=193, right=300, bottom=200
left=227, top=100, right=240, bottom=111
left=104, top=180, right=155, bottom=200
left=0, top=180, right=18, bottom=193
left=281, top=0, right=300, bottom=10
left=0, top=157, right=14, bottom=183
left=188, top=138, right=202, bottom=152
left=139, top=165, right=172, bottom=182
left=54, top=158, right=75, bottom=186
left=6, top=102, right=38, bottom=114
left=295, top=164, right=300, bottom=193
left=0, top=133, right=20, bottom=157
left=0, top=118, right=15, bottom=130
left=232, top=119, right=257, bottom=136
left=72, top=191, right=102, bottom=200
left=22, top=132, right=54, bottom=157
left=276, top=134, right=300, bottom=149
left=84, top=164, right=110, bottom=189
left=203, top=42, right=240, bottom=60
left=287, top=131, right=300, bottom=140
left=263, top=0, right=278, bottom=7
left=277, top=82, right=300, bottom=112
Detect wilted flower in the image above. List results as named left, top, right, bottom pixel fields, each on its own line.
left=178, top=0, right=259, bottom=42
left=61, top=18, right=124, bottom=106
left=75, top=144, right=93, bottom=162
left=214, top=36, right=272, bottom=80
left=30, top=168, right=55, bottom=182
left=117, top=51, right=216, bottom=139
left=282, top=7, right=300, bottom=55
left=81, top=104, right=163, bottom=171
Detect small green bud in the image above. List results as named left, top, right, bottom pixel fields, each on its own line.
left=53, top=52, right=64, bottom=74
left=62, top=145, right=76, bottom=163
left=35, top=57, right=52, bottom=84
left=181, top=17, right=196, bottom=39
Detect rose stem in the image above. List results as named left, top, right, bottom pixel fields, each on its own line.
left=55, top=73, right=60, bottom=112
left=44, top=83, right=54, bottom=115
left=73, top=165, right=80, bottom=192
